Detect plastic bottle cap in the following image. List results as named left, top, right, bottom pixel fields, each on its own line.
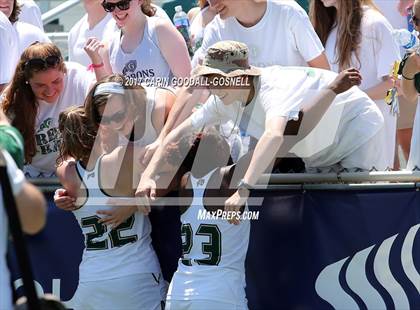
left=175, top=5, right=183, bottom=12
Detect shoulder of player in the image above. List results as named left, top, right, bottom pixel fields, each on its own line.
left=56, top=160, right=81, bottom=196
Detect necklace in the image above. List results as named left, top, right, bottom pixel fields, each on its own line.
left=215, top=94, right=244, bottom=139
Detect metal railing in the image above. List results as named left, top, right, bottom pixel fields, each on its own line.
left=41, top=0, right=80, bottom=25
left=30, top=171, right=420, bottom=193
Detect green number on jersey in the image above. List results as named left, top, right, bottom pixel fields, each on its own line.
left=81, top=215, right=108, bottom=250
left=181, top=223, right=193, bottom=266
left=110, top=215, right=138, bottom=247
left=81, top=215, right=137, bottom=250
left=195, top=224, right=222, bottom=265
left=180, top=223, right=222, bottom=266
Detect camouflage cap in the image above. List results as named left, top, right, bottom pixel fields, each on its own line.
left=192, top=41, right=261, bottom=77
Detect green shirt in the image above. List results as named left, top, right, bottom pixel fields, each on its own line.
left=0, top=125, right=24, bottom=169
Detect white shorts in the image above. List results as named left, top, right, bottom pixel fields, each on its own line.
left=165, top=300, right=248, bottom=310
left=72, top=273, right=167, bottom=310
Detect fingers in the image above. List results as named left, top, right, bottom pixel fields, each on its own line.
left=97, top=210, right=112, bottom=216
left=135, top=181, right=156, bottom=200
left=150, top=187, right=156, bottom=201
left=55, top=197, right=76, bottom=211
left=224, top=203, right=240, bottom=225
left=54, top=190, right=76, bottom=211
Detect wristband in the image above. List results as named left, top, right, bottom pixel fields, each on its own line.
left=402, top=71, right=415, bottom=80
left=87, top=62, right=104, bottom=71
left=237, top=179, right=253, bottom=191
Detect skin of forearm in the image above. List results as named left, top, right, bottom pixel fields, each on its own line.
left=93, top=66, right=112, bottom=82
left=401, top=77, right=418, bottom=101
left=158, top=87, right=205, bottom=141
left=364, top=78, right=393, bottom=101
left=142, top=121, right=191, bottom=180
left=16, top=183, right=46, bottom=234
left=298, top=89, right=337, bottom=139
left=242, top=132, right=284, bottom=186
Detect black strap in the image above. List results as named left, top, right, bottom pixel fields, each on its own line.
left=0, top=153, right=40, bottom=310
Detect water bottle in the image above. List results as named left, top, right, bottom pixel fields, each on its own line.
left=392, top=29, right=420, bottom=49
left=173, top=5, right=194, bottom=56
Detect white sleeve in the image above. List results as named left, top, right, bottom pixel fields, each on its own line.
left=3, top=151, right=25, bottom=195
left=370, top=16, right=401, bottom=79
left=67, top=28, right=76, bottom=62
left=191, top=19, right=221, bottom=68
left=260, top=85, right=301, bottom=122
left=190, top=96, right=228, bottom=129
left=0, top=36, right=10, bottom=84
left=289, top=5, right=325, bottom=62
left=18, top=0, right=44, bottom=31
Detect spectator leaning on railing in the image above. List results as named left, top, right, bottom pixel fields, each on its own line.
left=399, top=0, right=420, bottom=169
left=136, top=41, right=384, bottom=210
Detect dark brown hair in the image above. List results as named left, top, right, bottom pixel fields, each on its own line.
left=165, top=128, right=231, bottom=176
left=310, top=0, right=363, bottom=70
left=198, top=0, right=209, bottom=9
left=57, top=106, right=97, bottom=166
left=2, top=42, right=66, bottom=164
left=84, top=74, right=147, bottom=130
left=9, top=0, right=21, bottom=23
left=141, top=0, right=156, bottom=16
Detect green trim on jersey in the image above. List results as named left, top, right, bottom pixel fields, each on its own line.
left=0, top=125, right=24, bottom=169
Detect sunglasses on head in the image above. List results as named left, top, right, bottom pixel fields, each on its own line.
left=24, top=56, right=61, bottom=71
left=101, top=0, right=132, bottom=12
left=97, top=108, right=127, bottom=125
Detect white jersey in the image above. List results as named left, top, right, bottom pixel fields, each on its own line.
left=0, top=150, right=25, bottom=310
left=72, top=157, right=161, bottom=283
left=118, top=86, right=158, bottom=147
left=0, top=12, right=18, bottom=85
left=108, top=16, right=171, bottom=83
left=167, top=169, right=250, bottom=305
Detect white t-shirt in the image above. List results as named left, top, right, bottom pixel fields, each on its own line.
left=15, top=21, right=50, bottom=56
left=0, top=12, right=18, bottom=85
left=24, top=62, right=94, bottom=178
left=191, top=66, right=384, bottom=170
left=18, top=0, right=43, bottom=31
left=68, top=14, right=117, bottom=67
left=325, top=6, right=400, bottom=90
left=190, top=66, right=305, bottom=138
left=192, top=0, right=324, bottom=67
left=374, top=0, right=406, bottom=30
left=375, top=0, right=408, bottom=56
left=325, top=6, right=401, bottom=169
left=0, top=150, right=25, bottom=310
